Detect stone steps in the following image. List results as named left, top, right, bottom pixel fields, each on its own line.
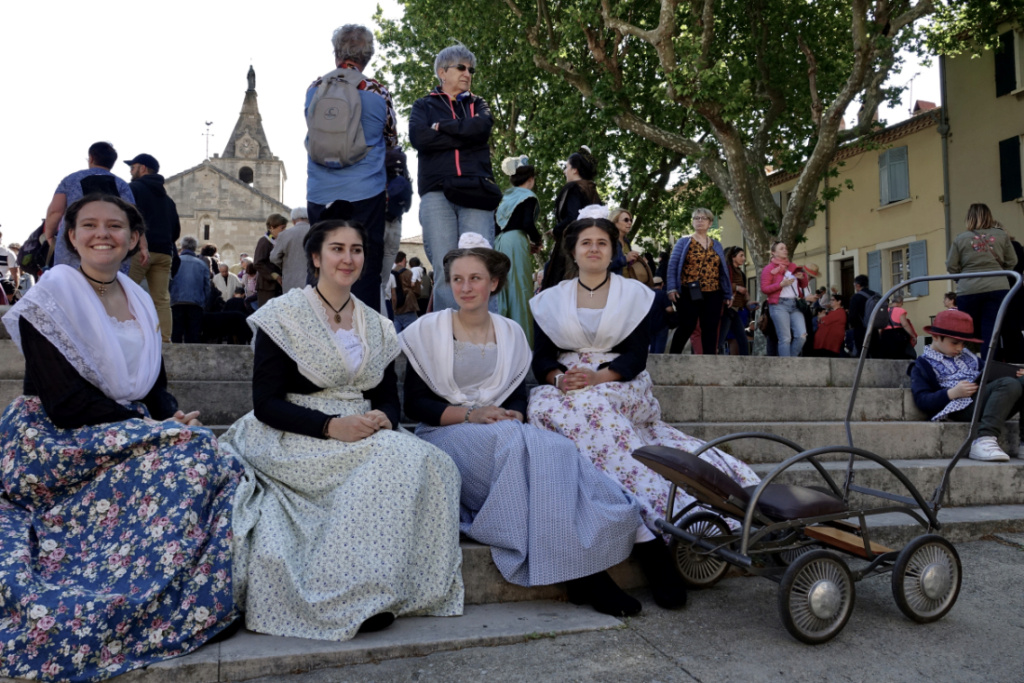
left=4, top=339, right=1024, bottom=612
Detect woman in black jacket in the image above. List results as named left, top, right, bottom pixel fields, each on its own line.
left=540, top=146, right=600, bottom=290
left=409, top=43, right=497, bottom=312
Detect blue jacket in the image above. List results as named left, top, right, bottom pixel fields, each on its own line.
left=170, top=251, right=211, bottom=307
left=909, top=353, right=983, bottom=419
left=666, top=235, right=732, bottom=299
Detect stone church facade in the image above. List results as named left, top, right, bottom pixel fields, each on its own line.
left=165, top=67, right=290, bottom=266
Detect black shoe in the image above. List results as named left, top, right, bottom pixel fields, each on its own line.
left=633, top=540, right=688, bottom=609
left=206, top=617, right=244, bottom=645
left=566, top=571, right=642, bottom=617
left=358, top=612, right=396, bottom=633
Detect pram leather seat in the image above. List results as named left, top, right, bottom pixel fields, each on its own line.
left=634, top=445, right=848, bottom=521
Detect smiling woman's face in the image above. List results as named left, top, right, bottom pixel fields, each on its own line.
left=69, top=200, right=137, bottom=270
left=312, top=226, right=364, bottom=289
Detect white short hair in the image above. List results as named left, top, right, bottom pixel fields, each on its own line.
left=291, top=207, right=309, bottom=222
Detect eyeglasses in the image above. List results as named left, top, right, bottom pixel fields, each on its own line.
left=447, top=64, right=476, bottom=74
left=692, top=216, right=711, bottom=222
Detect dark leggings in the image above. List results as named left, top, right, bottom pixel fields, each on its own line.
left=670, top=290, right=724, bottom=355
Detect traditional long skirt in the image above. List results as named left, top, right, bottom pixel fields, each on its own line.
left=0, top=396, right=241, bottom=682
left=527, top=352, right=760, bottom=532
left=416, top=419, right=640, bottom=586
left=221, top=390, right=464, bottom=641
left=494, top=229, right=536, bottom=345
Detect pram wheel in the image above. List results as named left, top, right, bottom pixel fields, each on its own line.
left=778, top=550, right=855, bottom=644
left=670, top=512, right=730, bottom=588
left=891, top=534, right=962, bottom=623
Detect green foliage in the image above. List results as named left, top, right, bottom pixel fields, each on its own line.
left=927, top=0, right=1024, bottom=56
left=376, top=0, right=938, bottom=270
left=374, top=1, right=693, bottom=246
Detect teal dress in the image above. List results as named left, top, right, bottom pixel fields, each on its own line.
left=494, top=186, right=540, bottom=345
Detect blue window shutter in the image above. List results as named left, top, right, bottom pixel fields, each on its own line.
left=867, top=250, right=882, bottom=292
left=878, top=150, right=890, bottom=205
left=889, top=146, right=910, bottom=202
left=908, top=240, right=929, bottom=297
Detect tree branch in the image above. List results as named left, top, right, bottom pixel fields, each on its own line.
left=697, top=0, right=715, bottom=70
left=798, top=35, right=823, bottom=126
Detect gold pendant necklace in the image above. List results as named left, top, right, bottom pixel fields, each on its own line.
left=316, top=286, right=351, bottom=324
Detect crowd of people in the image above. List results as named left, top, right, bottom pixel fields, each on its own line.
left=2, top=21, right=1023, bottom=683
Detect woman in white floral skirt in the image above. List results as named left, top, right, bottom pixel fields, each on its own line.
left=219, top=218, right=464, bottom=641
left=528, top=208, right=760, bottom=606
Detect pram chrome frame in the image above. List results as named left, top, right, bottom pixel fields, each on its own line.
left=641, top=270, right=1022, bottom=643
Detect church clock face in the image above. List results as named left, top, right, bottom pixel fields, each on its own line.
left=238, top=135, right=257, bottom=159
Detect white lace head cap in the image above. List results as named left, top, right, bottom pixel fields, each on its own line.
left=458, top=232, right=492, bottom=249
left=577, top=204, right=609, bottom=221
left=500, top=155, right=530, bottom=176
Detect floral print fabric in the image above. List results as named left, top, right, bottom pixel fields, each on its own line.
left=528, top=352, right=760, bottom=532
left=0, top=396, right=241, bottom=682
left=221, top=293, right=464, bottom=641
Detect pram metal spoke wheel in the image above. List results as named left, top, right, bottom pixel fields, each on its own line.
left=891, top=534, right=961, bottom=623
left=778, top=550, right=855, bottom=644
left=670, top=512, right=730, bottom=588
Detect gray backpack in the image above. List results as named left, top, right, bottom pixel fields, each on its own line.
left=306, top=68, right=369, bottom=169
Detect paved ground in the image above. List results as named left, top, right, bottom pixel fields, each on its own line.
left=242, top=537, right=1024, bottom=683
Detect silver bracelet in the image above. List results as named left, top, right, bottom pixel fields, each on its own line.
left=554, top=373, right=565, bottom=390
left=464, top=407, right=476, bottom=423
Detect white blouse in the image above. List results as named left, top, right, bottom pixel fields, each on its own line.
left=110, top=316, right=144, bottom=383
left=332, top=326, right=364, bottom=370
left=452, top=340, right=499, bottom=403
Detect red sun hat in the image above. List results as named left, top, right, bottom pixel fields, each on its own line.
left=923, top=309, right=982, bottom=344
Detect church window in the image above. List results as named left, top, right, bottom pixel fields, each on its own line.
left=204, top=224, right=211, bottom=240
left=239, top=166, right=254, bottom=184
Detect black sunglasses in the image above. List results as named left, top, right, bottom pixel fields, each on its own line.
left=448, top=64, right=476, bottom=74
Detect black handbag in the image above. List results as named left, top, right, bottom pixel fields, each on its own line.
left=443, top=176, right=503, bottom=211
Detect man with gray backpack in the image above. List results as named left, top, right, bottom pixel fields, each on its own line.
left=305, top=24, right=397, bottom=312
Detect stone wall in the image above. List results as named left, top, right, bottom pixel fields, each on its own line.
left=166, top=161, right=290, bottom=266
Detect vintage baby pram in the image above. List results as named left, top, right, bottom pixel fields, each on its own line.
left=634, top=271, right=1022, bottom=643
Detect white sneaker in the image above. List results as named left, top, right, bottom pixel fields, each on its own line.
left=969, top=436, right=1010, bottom=462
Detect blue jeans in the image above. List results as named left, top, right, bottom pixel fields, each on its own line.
left=769, top=298, right=807, bottom=357
left=393, top=311, right=418, bottom=333
left=419, top=191, right=497, bottom=312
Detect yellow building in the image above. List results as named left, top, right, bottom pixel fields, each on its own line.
left=720, top=106, right=947, bottom=332
left=945, top=21, right=1024, bottom=240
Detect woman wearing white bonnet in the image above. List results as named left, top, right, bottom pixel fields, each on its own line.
left=494, top=155, right=542, bottom=343
left=399, top=234, right=645, bottom=617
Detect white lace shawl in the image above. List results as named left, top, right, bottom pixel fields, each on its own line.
left=2, top=264, right=162, bottom=404
left=530, top=274, right=654, bottom=352
left=399, top=310, right=531, bottom=407
left=246, top=287, right=399, bottom=391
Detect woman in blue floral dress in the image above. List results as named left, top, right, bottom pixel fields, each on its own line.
left=0, top=195, right=242, bottom=682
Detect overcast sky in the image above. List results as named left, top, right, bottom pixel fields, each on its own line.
left=0, top=1, right=939, bottom=247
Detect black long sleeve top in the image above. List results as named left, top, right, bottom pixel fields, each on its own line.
left=495, top=197, right=541, bottom=245
left=402, top=364, right=528, bottom=426
left=531, top=305, right=655, bottom=383
left=541, top=183, right=601, bottom=290
left=251, top=329, right=400, bottom=438
left=20, top=317, right=177, bottom=429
